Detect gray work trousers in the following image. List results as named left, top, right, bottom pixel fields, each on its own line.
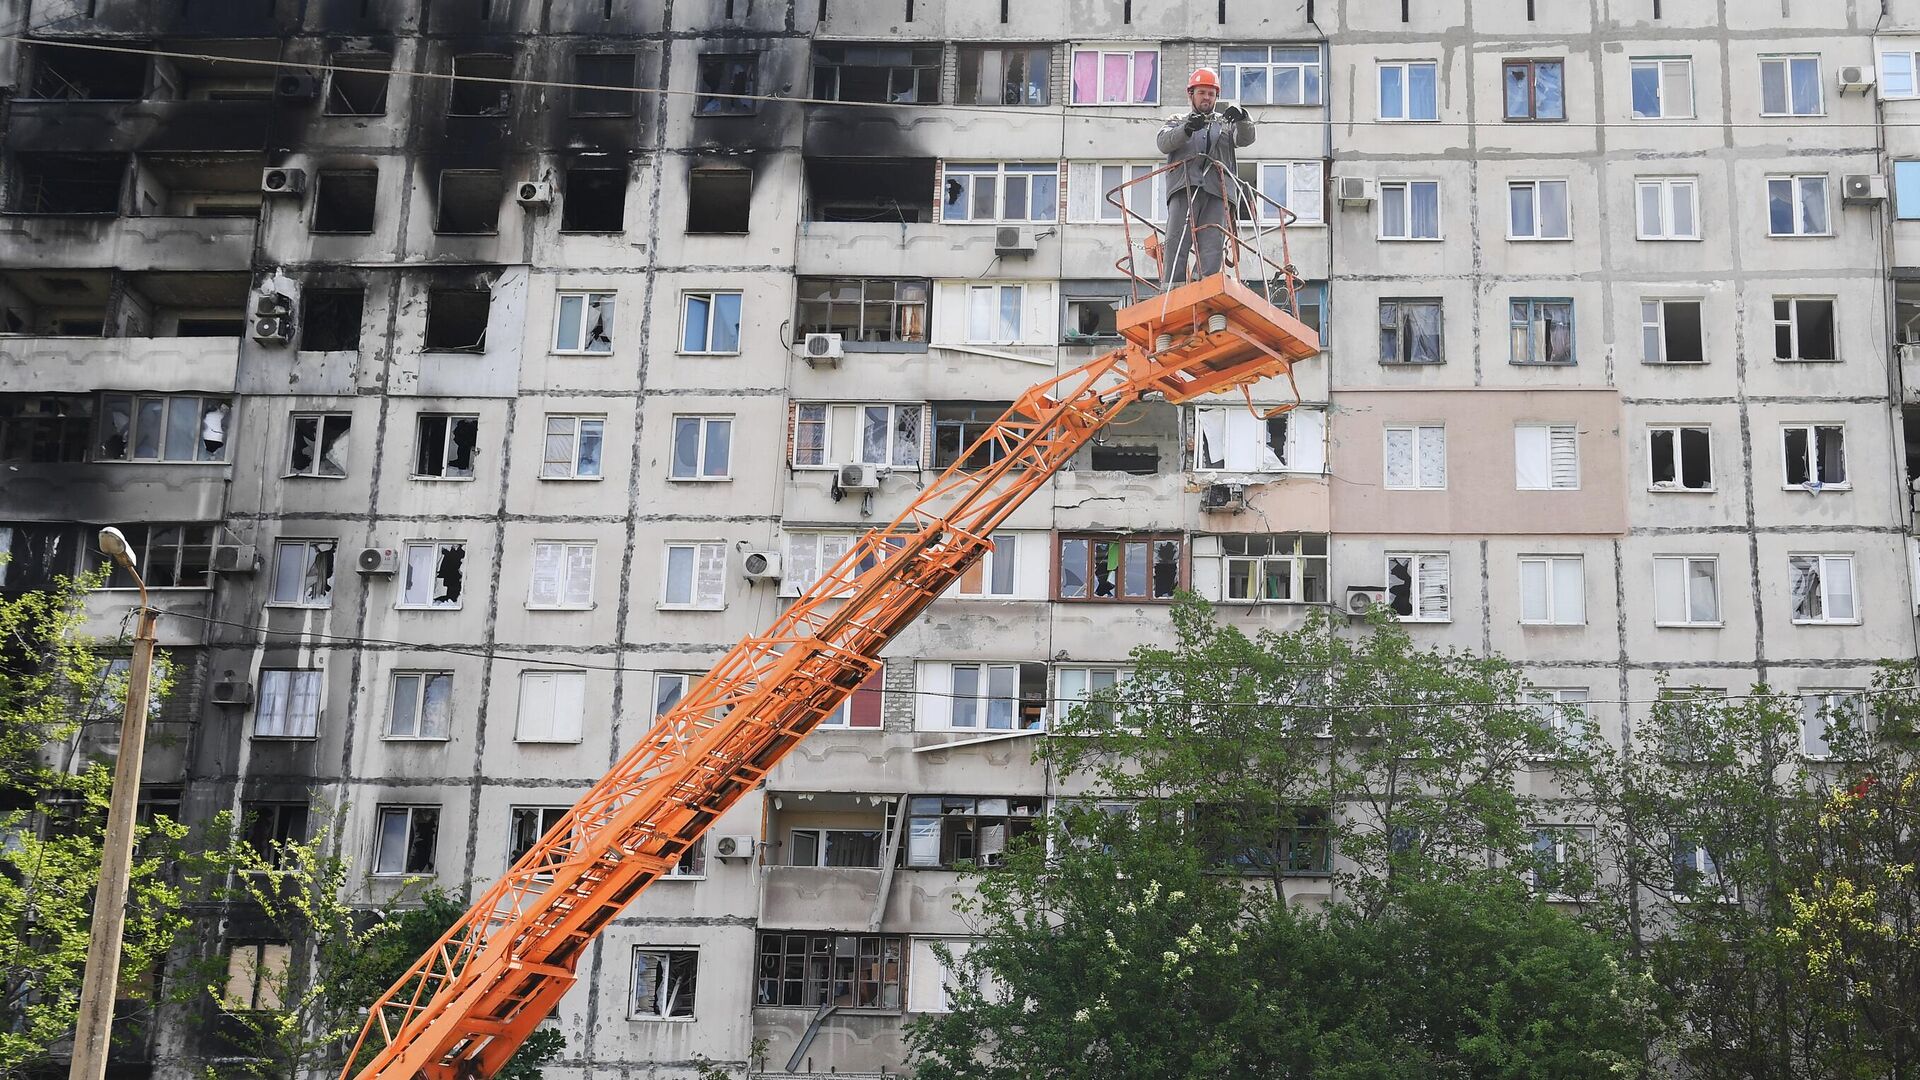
left=1162, top=186, right=1229, bottom=288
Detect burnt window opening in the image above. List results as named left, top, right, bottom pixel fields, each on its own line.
left=28, top=45, right=148, bottom=100
left=97, top=393, right=231, bottom=462
left=1906, top=408, right=1920, bottom=497
left=414, top=414, right=480, bottom=478
left=571, top=53, right=636, bottom=116
left=804, top=157, right=934, bottom=222
left=812, top=45, right=941, bottom=104
left=424, top=288, right=490, bottom=352
left=324, top=54, right=391, bottom=115
left=1064, top=298, right=1120, bottom=342
left=561, top=168, right=627, bottom=232
left=957, top=46, right=1051, bottom=106
left=0, top=395, right=92, bottom=463
left=1650, top=426, right=1712, bottom=490
left=300, top=288, right=364, bottom=351
left=449, top=55, right=512, bottom=116
left=288, top=413, right=351, bottom=477
left=794, top=278, right=929, bottom=343
left=7, top=154, right=125, bottom=215
left=934, top=402, right=1020, bottom=470
left=1090, top=443, right=1160, bottom=474
left=311, top=169, right=377, bottom=233
left=0, top=524, right=83, bottom=592
left=696, top=53, right=757, bottom=115
left=434, top=170, right=504, bottom=234
left=243, top=803, right=310, bottom=866
left=88, top=523, right=217, bottom=589
left=687, top=167, right=751, bottom=233
left=0, top=272, right=111, bottom=335
left=174, top=318, right=243, bottom=337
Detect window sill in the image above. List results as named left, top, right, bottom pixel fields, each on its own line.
left=527, top=604, right=596, bottom=612
left=1766, top=233, right=1834, bottom=240
left=264, top=602, right=334, bottom=610
left=550, top=350, right=615, bottom=358
left=1655, top=622, right=1724, bottom=629
left=310, top=229, right=376, bottom=236
left=370, top=872, right=437, bottom=879
left=628, top=1015, right=696, bottom=1023
left=410, top=475, right=478, bottom=482
left=1377, top=236, right=1444, bottom=242
left=99, top=459, right=230, bottom=466
left=1790, top=619, right=1863, bottom=627
left=1520, top=621, right=1587, bottom=628
left=658, top=874, right=707, bottom=881
left=394, top=604, right=463, bottom=612
left=1054, top=598, right=1179, bottom=605
left=540, top=474, right=605, bottom=482
left=382, top=736, right=452, bottom=743
left=1378, top=361, right=1446, bottom=367
left=250, top=734, right=320, bottom=741
left=1507, top=236, right=1573, bottom=242
left=1637, top=236, right=1704, bottom=242
left=1648, top=485, right=1716, bottom=493
left=1394, top=617, right=1452, bottom=624
left=677, top=351, right=744, bottom=357
left=1502, top=116, right=1568, bottom=123
left=1782, top=484, right=1851, bottom=492
left=421, top=348, right=488, bottom=355
left=1383, top=487, right=1448, bottom=493
left=96, top=585, right=212, bottom=592
left=812, top=726, right=885, bottom=733
left=1775, top=357, right=1842, bottom=364
left=1377, top=117, right=1441, bottom=123
left=432, top=231, right=503, bottom=238
left=1509, top=361, right=1578, bottom=367
left=657, top=605, right=726, bottom=612
left=282, top=472, right=347, bottom=480
left=1643, top=359, right=1708, bottom=366
left=515, top=739, right=586, bottom=746
left=666, top=476, right=731, bottom=483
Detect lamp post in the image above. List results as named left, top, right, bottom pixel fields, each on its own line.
left=68, top=527, right=159, bottom=1080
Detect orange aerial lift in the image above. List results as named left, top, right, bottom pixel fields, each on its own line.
left=343, top=164, right=1319, bottom=1080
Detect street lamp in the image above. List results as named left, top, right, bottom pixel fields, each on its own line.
left=68, top=528, right=160, bottom=1080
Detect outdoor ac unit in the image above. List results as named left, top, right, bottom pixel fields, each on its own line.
left=251, top=316, right=291, bottom=345
left=261, top=168, right=306, bottom=196
left=803, top=332, right=844, bottom=367
left=994, top=225, right=1037, bottom=255
left=252, top=291, right=292, bottom=317
left=515, top=181, right=553, bottom=207
left=742, top=550, right=783, bottom=581
left=713, top=835, right=755, bottom=859
left=211, top=680, right=255, bottom=706
left=1336, top=176, right=1375, bottom=205
left=1201, top=482, right=1246, bottom=512
left=275, top=73, right=321, bottom=100
left=357, top=547, right=399, bottom=575
left=837, top=463, right=880, bottom=491
left=1838, top=65, right=1877, bottom=94
left=1343, top=585, right=1389, bottom=616
left=213, top=545, right=259, bottom=574
left=1843, top=173, right=1888, bottom=204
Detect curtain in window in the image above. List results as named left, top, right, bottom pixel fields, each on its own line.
left=1131, top=52, right=1157, bottom=102
left=1790, top=556, right=1820, bottom=620
left=1417, top=556, right=1449, bottom=618
left=1385, top=428, right=1414, bottom=486
left=1417, top=429, right=1446, bottom=488
left=1408, top=304, right=1441, bottom=362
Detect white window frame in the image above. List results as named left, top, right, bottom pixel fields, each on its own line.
left=782, top=531, right=859, bottom=598
left=1053, top=665, right=1130, bottom=728
left=668, top=414, right=732, bottom=481
left=1193, top=405, right=1327, bottom=474
left=953, top=532, right=1022, bottom=599
left=1506, top=178, right=1570, bottom=240
left=372, top=805, right=439, bottom=877
left=678, top=291, right=743, bottom=355
left=630, top=947, right=699, bottom=1020
left=1789, top=553, right=1858, bottom=625
left=942, top=163, right=1060, bottom=223
left=1220, top=45, right=1322, bottom=106
left=1383, top=424, right=1447, bottom=490
left=412, top=413, right=479, bottom=480
left=1781, top=423, right=1849, bottom=490
left=1527, top=824, right=1595, bottom=898
left=1378, top=180, right=1441, bottom=240
left=1766, top=174, right=1831, bottom=237
left=1881, top=46, right=1920, bottom=99
left=922, top=661, right=1025, bottom=730
left=1759, top=54, right=1823, bottom=116
left=387, top=671, right=453, bottom=740
left=1253, top=161, right=1325, bottom=226
left=1641, top=298, right=1705, bottom=364
left=399, top=539, right=466, bottom=609
left=255, top=668, right=322, bottom=738
left=1377, top=60, right=1439, bottom=121
left=268, top=539, right=336, bottom=608
left=1385, top=552, right=1451, bottom=622
left=541, top=414, right=605, bottom=480
left=660, top=540, right=727, bottom=611
left=1774, top=296, right=1837, bottom=361
left=1799, top=689, right=1861, bottom=759
left=966, top=283, right=1025, bottom=344
left=96, top=393, right=232, bottom=464
left=527, top=541, right=596, bottom=610
left=790, top=402, right=926, bottom=470
left=1067, top=162, right=1166, bottom=224
left=1629, top=57, right=1694, bottom=119
left=1636, top=177, right=1700, bottom=240
left=551, top=290, right=615, bottom=354
left=1217, top=534, right=1329, bottom=605
left=1514, top=423, right=1579, bottom=491
left=652, top=671, right=692, bottom=718
left=1648, top=425, right=1714, bottom=491
left=285, top=412, right=351, bottom=478
left=1526, top=687, right=1591, bottom=750
left=516, top=668, right=587, bottom=742
left=507, top=805, right=568, bottom=868
left=1068, top=46, right=1159, bottom=105
left=1653, top=554, right=1721, bottom=627
left=1518, top=554, right=1586, bottom=626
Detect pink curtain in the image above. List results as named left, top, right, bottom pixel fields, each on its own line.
left=1102, top=53, right=1127, bottom=103
left=1133, top=51, right=1158, bottom=103
left=1071, top=51, right=1097, bottom=103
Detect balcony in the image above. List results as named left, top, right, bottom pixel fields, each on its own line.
left=758, top=865, right=886, bottom=930
left=7, top=99, right=272, bottom=154
left=0, top=213, right=255, bottom=271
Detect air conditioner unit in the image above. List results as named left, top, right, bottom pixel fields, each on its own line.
left=275, top=73, right=321, bottom=100
left=742, top=550, right=783, bottom=581
left=837, top=463, right=880, bottom=491
left=802, top=332, right=844, bottom=367
left=251, top=291, right=292, bottom=317
left=515, top=181, right=553, bottom=207
left=1838, top=65, right=1877, bottom=94
left=213, top=545, right=259, bottom=574
left=994, top=225, right=1037, bottom=255
left=357, top=547, right=399, bottom=575
left=211, top=680, right=255, bottom=706
left=1843, top=173, right=1888, bottom=204
left=1201, top=482, right=1246, bottom=512
left=1343, top=585, right=1389, bottom=617
left=260, top=167, right=306, bottom=196
left=713, top=834, right=755, bottom=859
left=251, top=316, right=292, bottom=345
left=1336, top=176, right=1375, bottom=205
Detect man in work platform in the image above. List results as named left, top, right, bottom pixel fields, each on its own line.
left=1156, top=66, right=1254, bottom=287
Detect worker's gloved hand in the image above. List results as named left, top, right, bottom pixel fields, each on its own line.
left=1183, top=112, right=1208, bottom=134
left=1222, top=104, right=1248, bottom=123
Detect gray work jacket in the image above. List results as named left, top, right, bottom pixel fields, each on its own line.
left=1156, top=110, right=1256, bottom=197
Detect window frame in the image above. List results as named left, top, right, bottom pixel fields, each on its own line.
left=1780, top=423, right=1849, bottom=490
left=1525, top=687, right=1591, bottom=752
left=398, top=539, right=467, bottom=609
left=1648, top=424, right=1714, bottom=491
left=1055, top=534, right=1184, bottom=603
left=1218, top=533, right=1329, bottom=605
left=695, top=53, right=758, bottom=115
left=678, top=291, right=743, bottom=355
left=905, top=794, right=1045, bottom=869
left=516, top=668, right=588, bottom=743
left=660, top=540, right=728, bottom=611
left=1897, top=160, right=1920, bottom=219
left=811, top=44, right=942, bottom=104
left=285, top=412, right=351, bottom=478
left=794, top=277, right=931, bottom=343
left=1385, top=552, right=1451, bottom=622
left=1773, top=296, right=1838, bottom=362
left=1067, top=46, right=1160, bottom=106
left=1053, top=665, right=1131, bottom=728
left=1377, top=59, right=1440, bottom=121
left=1518, top=554, right=1586, bottom=626
left=1766, top=174, right=1832, bottom=237
left=1789, top=553, right=1858, bottom=625
left=941, top=162, right=1060, bottom=224
left=755, top=932, right=906, bottom=1010
left=371, top=804, right=440, bottom=877
left=1629, top=57, right=1694, bottom=119
left=1527, top=824, right=1595, bottom=898
left=668, top=414, right=732, bottom=482
left=1635, top=176, right=1700, bottom=240
left=1377, top=180, right=1441, bottom=240
left=526, top=540, right=596, bottom=610
left=1506, top=178, right=1571, bottom=240
left=1799, top=689, right=1863, bottom=759
left=386, top=671, right=453, bottom=741
left=1759, top=54, right=1823, bottom=117
left=267, top=539, right=337, bottom=608
left=1640, top=298, right=1705, bottom=364
left=87, top=524, right=217, bottom=590
left=1509, top=297, right=1576, bottom=366
left=789, top=402, right=925, bottom=470
left=1514, top=423, right=1580, bottom=491
left=1378, top=298, right=1444, bottom=365
left=1383, top=423, right=1447, bottom=491
left=540, top=414, right=606, bottom=481
left=96, top=393, right=232, bottom=464
left=951, top=532, right=1023, bottom=599
left=254, top=668, right=323, bottom=739
left=570, top=52, right=637, bottom=117
left=964, top=283, right=1026, bottom=344
left=411, top=413, right=480, bottom=481
left=1220, top=45, right=1323, bottom=107
left=1502, top=58, right=1566, bottom=121
left=1250, top=160, right=1325, bottom=226
left=507, top=805, right=568, bottom=868
left=956, top=45, right=1052, bottom=107
left=1653, top=554, right=1722, bottom=627
left=551, top=291, right=615, bottom=355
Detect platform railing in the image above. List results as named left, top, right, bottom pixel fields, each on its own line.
left=1105, top=158, right=1305, bottom=318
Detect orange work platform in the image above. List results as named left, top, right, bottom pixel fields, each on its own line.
left=1115, top=273, right=1322, bottom=403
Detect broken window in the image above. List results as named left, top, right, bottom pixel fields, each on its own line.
left=221, top=943, right=290, bottom=1013
left=299, top=288, right=364, bottom=351
left=1649, top=425, right=1712, bottom=490
left=561, top=167, right=627, bottom=232
left=1654, top=555, right=1720, bottom=626
left=695, top=53, right=757, bottom=114
left=795, top=278, right=928, bottom=342
left=1790, top=553, right=1856, bottom=623
left=388, top=672, right=453, bottom=738
left=1064, top=297, right=1119, bottom=342
left=88, top=523, right=217, bottom=588
left=548, top=292, right=615, bottom=355
left=660, top=541, right=724, bottom=609
left=572, top=53, right=636, bottom=116
left=789, top=402, right=922, bottom=468
left=1510, top=298, right=1574, bottom=364
left=507, top=806, right=568, bottom=866
left=373, top=805, right=439, bottom=875
left=414, top=414, right=479, bottom=478
left=449, top=55, right=512, bottom=115
left=680, top=292, right=740, bottom=353
left=0, top=524, right=83, bottom=592
left=270, top=539, right=336, bottom=607
left=812, top=45, right=941, bottom=103
left=943, top=163, right=1058, bottom=223
left=958, top=46, right=1051, bottom=105
left=789, top=827, right=884, bottom=867
left=1057, top=535, right=1181, bottom=601
left=311, top=170, right=377, bottom=233
left=1641, top=298, right=1703, bottom=363
left=434, top=170, right=504, bottom=234
left=1219, top=534, right=1328, bottom=604
left=545, top=414, right=607, bottom=479
left=324, top=54, right=391, bottom=115
left=7, top=153, right=125, bottom=214
left=1385, top=552, right=1450, bottom=620
left=401, top=540, right=466, bottom=608
left=803, top=158, right=936, bottom=222
left=530, top=541, right=597, bottom=609
left=905, top=795, right=1043, bottom=868
left=756, top=933, right=903, bottom=1009
left=1193, top=406, right=1325, bottom=473
left=1195, top=804, right=1330, bottom=874
left=1783, top=424, right=1847, bottom=489
left=687, top=167, right=750, bottom=233
left=1774, top=296, right=1836, bottom=361
left=934, top=402, right=1016, bottom=470
left=28, top=46, right=147, bottom=100
left=0, top=394, right=91, bottom=463
left=1379, top=298, right=1443, bottom=364
left=423, top=289, right=490, bottom=351
left=668, top=414, right=729, bottom=480
left=97, top=393, right=231, bottom=462
left=242, top=803, right=309, bottom=866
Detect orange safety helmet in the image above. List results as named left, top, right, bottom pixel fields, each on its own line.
left=1187, top=67, right=1221, bottom=92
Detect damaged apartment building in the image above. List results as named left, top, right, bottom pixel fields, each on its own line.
left=5, top=0, right=1920, bottom=1077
